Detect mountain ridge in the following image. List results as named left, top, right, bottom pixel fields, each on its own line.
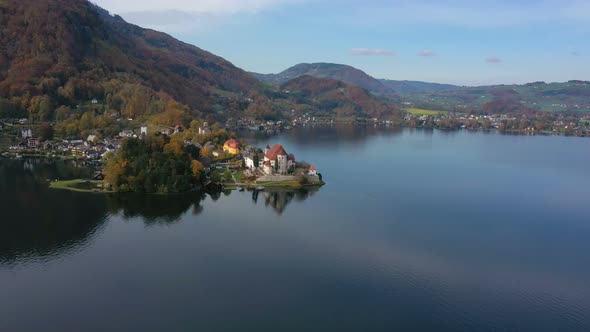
left=251, top=63, right=461, bottom=96
left=0, top=0, right=261, bottom=121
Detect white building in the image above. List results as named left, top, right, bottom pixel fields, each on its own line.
left=308, top=165, right=317, bottom=176
left=198, top=122, right=211, bottom=135
left=119, top=130, right=134, bottom=138
left=263, top=144, right=295, bottom=175
left=21, top=128, right=32, bottom=139
left=244, top=152, right=264, bottom=169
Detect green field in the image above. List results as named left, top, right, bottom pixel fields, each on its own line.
left=49, top=179, right=103, bottom=193
left=406, top=108, right=446, bottom=116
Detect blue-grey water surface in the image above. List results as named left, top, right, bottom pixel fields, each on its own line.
left=1, top=126, right=589, bottom=331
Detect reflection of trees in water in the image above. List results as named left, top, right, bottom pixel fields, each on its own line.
left=105, top=191, right=207, bottom=225
left=0, top=158, right=321, bottom=264
left=0, top=159, right=106, bottom=264
left=252, top=187, right=319, bottom=215
left=244, top=124, right=404, bottom=148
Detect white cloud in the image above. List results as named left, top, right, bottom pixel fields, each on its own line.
left=486, top=57, right=502, bottom=64
left=350, top=48, right=394, bottom=56
left=417, top=50, right=436, bottom=57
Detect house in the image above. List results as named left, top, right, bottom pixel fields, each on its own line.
left=140, top=125, right=148, bottom=137
left=263, top=144, right=295, bottom=175
left=198, top=122, right=211, bottom=135
left=27, top=138, right=39, bottom=149
left=42, top=141, right=53, bottom=150
left=91, top=98, right=98, bottom=104
left=308, top=165, right=317, bottom=176
left=87, top=135, right=98, bottom=143
left=223, top=139, right=240, bottom=155
left=244, top=151, right=264, bottom=169
left=174, top=125, right=183, bottom=134
left=119, top=130, right=134, bottom=138
left=21, top=128, right=32, bottom=139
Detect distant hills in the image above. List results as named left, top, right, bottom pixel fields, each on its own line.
left=379, top=80, right=461, bottom=95
left=252, top=63, right=590, bottom=113
left=251, top=63, right=460, bottom=97
left=252, top=63, right=390, bottom=95
left=277, top=75, right=398, bottom=119
left=404, top=81, right=590, bottom=113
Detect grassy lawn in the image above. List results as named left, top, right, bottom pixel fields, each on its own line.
left=256, top=181, right=304, bottom=188
left=233, top=170, right=245, bottom=182
left=50, top=179, right=103, bottom=193
left=406, top=108, right=446, bottom=116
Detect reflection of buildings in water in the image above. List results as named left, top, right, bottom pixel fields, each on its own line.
left=252, top=187, right=319, bottom=215
left=22, top=160, right=34, bottom=171
left=263, top=190, right=293, bottom=215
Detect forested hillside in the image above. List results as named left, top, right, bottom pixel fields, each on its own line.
left=277, top=75, right=399, bottom=119
left=0, top=0, right=261, bottom=124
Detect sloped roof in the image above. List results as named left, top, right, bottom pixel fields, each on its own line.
left=224, top=139, right=240, bottom=149
left=265, top=144, right=288, bottom=160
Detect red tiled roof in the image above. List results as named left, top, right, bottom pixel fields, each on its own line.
left=309, top=165, right=316, bottom=171
left=263, top=160, right=271, bottom=167
left=265, top=144, right=288, bottom=160
left=224, top=139, right=240, bottom=149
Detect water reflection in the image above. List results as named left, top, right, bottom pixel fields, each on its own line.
left=0, top=158, right=321, bottom=264
left=0, top=159, right=106, bottom=264
left=241, top=124, right=404, bottom=147
left=252, top=187, right=320, bottom=215
left=105, top=192, right=207, bottom=225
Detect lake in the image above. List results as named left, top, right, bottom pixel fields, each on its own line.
left=1, top=126, right=590, bottom=331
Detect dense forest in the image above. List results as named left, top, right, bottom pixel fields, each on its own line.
left=103, top=134, right=204, bottom=193
left=0, top=0, right=264, bottom=125
left=278, top=76, right=400, bottom=119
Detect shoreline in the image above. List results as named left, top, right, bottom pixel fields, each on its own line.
left=48, top=178, right=324, bottom=195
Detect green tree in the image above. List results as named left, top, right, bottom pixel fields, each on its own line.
left=223, top=170, right=233, bottom=182
left=38, top=123, right=54, bottom=141
left=253, top=154, right=259, bottom=169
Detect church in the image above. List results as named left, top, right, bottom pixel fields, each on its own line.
left=262, top=144, right=296, bottom=175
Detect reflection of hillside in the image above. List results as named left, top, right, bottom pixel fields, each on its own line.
left=106, top=192, right=207, bottom=225
left=0, top=159, right=106, bottom=264
left=242, top=124, right=403, bottom=148
left=252, top=187, right=320, bottom=215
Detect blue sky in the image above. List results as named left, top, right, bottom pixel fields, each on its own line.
left=93, top=0, right=590, bottom=86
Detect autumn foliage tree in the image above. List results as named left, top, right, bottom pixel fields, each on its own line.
left=103, top=135, right=204, bottom=193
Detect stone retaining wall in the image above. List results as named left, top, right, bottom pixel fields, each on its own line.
left=257, top=175, right=298, bottom=182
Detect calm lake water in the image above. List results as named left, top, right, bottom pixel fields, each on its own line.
left=1, top=127, right=590, bottom=332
